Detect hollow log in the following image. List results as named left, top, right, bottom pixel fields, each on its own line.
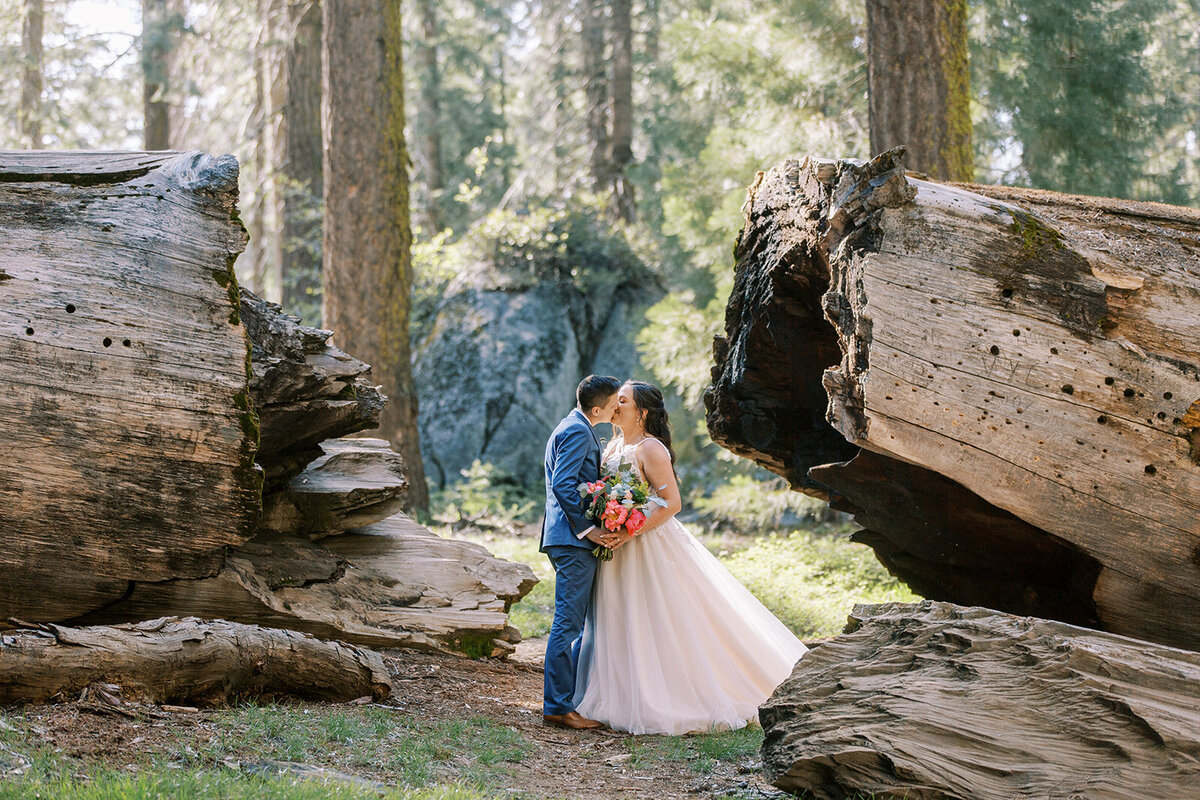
left=761, top=601, right=1200, bottom=800
left=0, top=617, right=391, bottom=706
left=0, top=151, right=260, bottom=621
left=707, top=149, right=1200, bottom=650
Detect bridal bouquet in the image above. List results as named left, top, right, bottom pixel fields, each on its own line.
left=577, top=462, right=652, bottom=561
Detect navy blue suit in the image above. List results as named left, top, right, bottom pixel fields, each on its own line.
left=541, top=408, right=602, bottom=715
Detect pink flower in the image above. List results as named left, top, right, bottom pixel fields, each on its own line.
left=626, top=509, right=646, bottom=534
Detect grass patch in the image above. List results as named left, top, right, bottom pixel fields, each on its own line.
left=625, top=726, right=763, bottom=774
left=719, top=530, right=919, bottom=639
left=0, top=707, right=530, bottom=800
left=0, top=771, right=498, bottom=800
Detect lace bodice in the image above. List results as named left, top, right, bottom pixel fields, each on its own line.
left=602, top=435, right=668, bottom=497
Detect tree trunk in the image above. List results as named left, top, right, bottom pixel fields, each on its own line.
left=707, top=149, right=1200, bottom=651
left=413, top=0, right=443, bottom=233
left=279, top=0, right=324, bottom=324
left=761, top=601, right=1200, bottom=800
left=0, top=151, right=260, bottom=621
left=141, top=0, right=177, bottom=150
left=607, top=0, right=636, bottom=222
left=0, top=617, right=391, bottom=706
left=582, top=0, right=610, bottom=193
left=865, top=0, right=972, bottom=181
left=322, top=0, right=429, bottom=512
left=18, top=0, right=44, bottom=149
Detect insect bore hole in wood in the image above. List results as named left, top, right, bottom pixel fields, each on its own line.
left=103, top=337, right=112, bottom=347
left=122, top=339, right=131, bottom=347
left=65, top=304, right=75, bottom=313
left=25, top=327, right=33, bottom=335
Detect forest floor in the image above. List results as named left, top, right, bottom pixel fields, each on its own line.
left=0, top=520, right=902, bottom=799
left=1, top=643, right=790, bottom=799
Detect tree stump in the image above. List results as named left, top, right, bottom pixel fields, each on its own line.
left=0, top=151, right=260, bottom=621
left=761, top=601, right=1200, bottom=800
left=707, top=149, right=1200, bottom=650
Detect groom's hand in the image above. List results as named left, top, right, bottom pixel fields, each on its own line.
left=584, top=528, right=615, bottom=547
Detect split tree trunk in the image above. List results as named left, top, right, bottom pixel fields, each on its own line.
left=866, top=0, right=972, bottom=181
left=0, top=617, right=390, bottom=706
left=708, top=149, right=1200, bottom=650
left=761, top=601, right=1200, bottom=800
left=0, top=151, right=260, bottom=622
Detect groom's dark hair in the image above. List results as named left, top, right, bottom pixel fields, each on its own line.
left=577, top=375, right=620, bottom=411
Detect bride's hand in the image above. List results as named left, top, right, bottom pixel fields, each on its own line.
left=610, top=530, right=636, bottom=549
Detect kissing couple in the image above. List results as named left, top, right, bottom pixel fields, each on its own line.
left=539, top=375, right=808, bottom=735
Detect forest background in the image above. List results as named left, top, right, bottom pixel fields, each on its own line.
left=2, top=0, right=1199, bottom=519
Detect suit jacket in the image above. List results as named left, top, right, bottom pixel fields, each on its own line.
left=540, top=409, right=601, bottom=551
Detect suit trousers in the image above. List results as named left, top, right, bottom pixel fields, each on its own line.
left=543, top=544, right=598, bottom=715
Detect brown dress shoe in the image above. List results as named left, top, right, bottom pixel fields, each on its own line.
left=542, top=711, right=604, bottom=730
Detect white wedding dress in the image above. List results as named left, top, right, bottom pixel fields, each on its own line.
left=572, top=438, right=808, bottom=735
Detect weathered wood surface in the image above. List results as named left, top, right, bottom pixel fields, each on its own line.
left=761, top=601, right=1200, bottom=800
left=708, top=148, right=1200, bottom=649
left=75, top=512, right=537, bottom=656
left=0, top=617, right=391, bottom=706
left=0, top=150, right=260, bottom=621
left=241, top=289, right=384, bottom=488
left=260, top=438, right=408, bottom=536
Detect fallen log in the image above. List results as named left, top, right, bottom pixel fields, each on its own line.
left=0, top=151, right=536, bottom=656
left=0, top=151, right=260, bottom=621
left=707, top=149, right=1200, bottom=650
left=74, top=512, right=537, bottom=656
left=0, top=617, right=391, bottom=706
left=760, top=601, right=1200, bottom=800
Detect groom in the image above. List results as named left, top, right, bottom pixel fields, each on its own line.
left=540, top=374, right=621, bottom=730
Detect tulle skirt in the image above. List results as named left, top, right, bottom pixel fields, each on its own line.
left=572, top=516, right=808, bottom=735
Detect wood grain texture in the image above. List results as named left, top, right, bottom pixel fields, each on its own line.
left=0, top=150, right=260, bottom=621
left=708, top=149, right=1200, bottom=649
left=761, top=601, right=1200, bottom=800
left=75, top=512, right=537, bottom=656
left=0, top=616, right=390, bottom=706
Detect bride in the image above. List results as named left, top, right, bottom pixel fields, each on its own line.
left=572, top=380, right=808, bottom=735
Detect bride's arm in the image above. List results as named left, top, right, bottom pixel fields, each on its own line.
left=629, top=440, right=682, bottom=536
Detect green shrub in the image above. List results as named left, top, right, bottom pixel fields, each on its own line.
left=694, top=475, right=834, bottom=535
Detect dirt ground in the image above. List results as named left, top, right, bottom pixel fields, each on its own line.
left=12, top=641, right=791, bottom=800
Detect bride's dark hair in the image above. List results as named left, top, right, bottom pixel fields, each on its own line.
left=625, top=380, right=676, bottom=468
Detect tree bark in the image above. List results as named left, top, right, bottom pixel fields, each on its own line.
left=762, top=601, right=1200, bottom=800
left=0, top=151, right=261, bottom=621
left=322, top=0, right=429, bottom=512
left=607, top=0, right=636, bottom=222
left=279, top=0, right=325, bottom=323
left=708, top=149, right=1200, bottom=651
left=865, top=0, right=972, bottom=181
left=18, top=0, right=44, bottom=149
left=582, top=0, right=610, bottom=193
left=141, top=0, right=178, bottom=150
left=413, top=0, right=443, bottom=233
left=0, top=617, right=391, bottom=706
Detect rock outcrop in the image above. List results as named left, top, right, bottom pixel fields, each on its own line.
left=414, top=209, right=661, bottom=487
